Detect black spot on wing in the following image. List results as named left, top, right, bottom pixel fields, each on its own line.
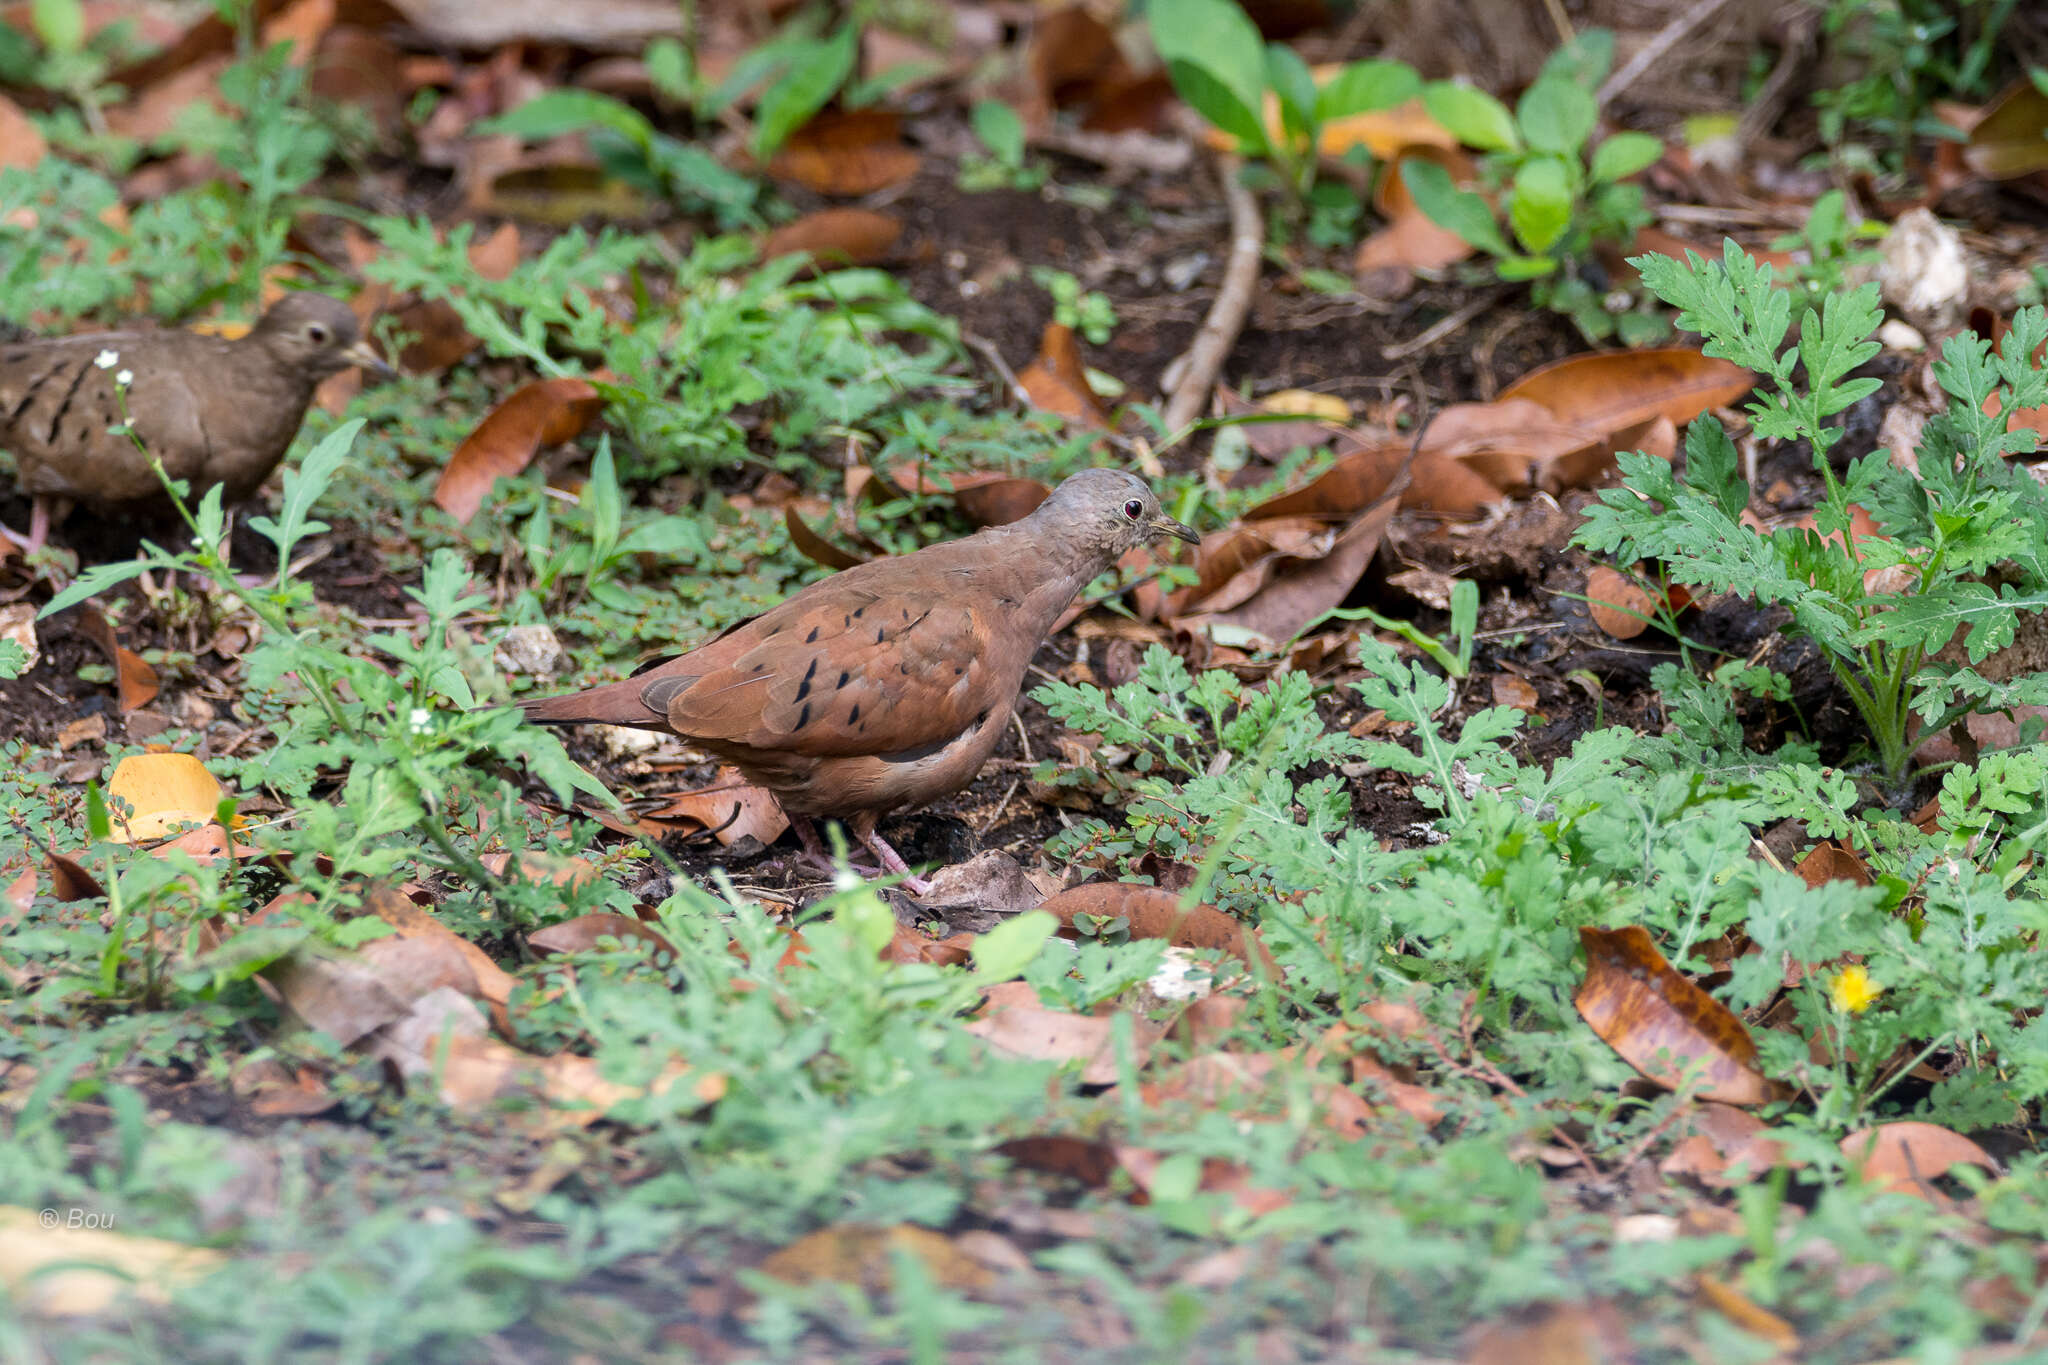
left=836, top=670, right=849, bottom=689
left=795, top=701, right=812, bottom=730
left=848, top=703, right=860, bottom=724
left=794, top=657, right=818, bottom=702
left=6, top=361, right=60, bottom=424
left=805, top=626, right=819, bottom=643
left=43, top=362, right=91, bottom=445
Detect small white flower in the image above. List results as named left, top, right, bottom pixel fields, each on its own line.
left=114, top=369, right=132, bottom=386
left=408, top=707, right=431, bottom=735
left=94, top=349, right=119, bottom=369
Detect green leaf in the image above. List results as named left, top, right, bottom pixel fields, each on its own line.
left=1422, top=81, right=1519, bottom=151
left=42, top=560, right=163, bottom=618
left=972, top=909, right=1057, bottom=981
left=970, top=99, right=1026, bottom=167
left=752, top=25, right=858, bottom=159
left=1508, top=155, right=1572, bottom=254
left=1153, top=0, right=1271, bottom=152
left=0, top=639, right=24, bottom=680
left=1540, top=28, right=1614, bottom=89
left=644, top=36, right=694, bottom=103
left=1314, top=58, right=1420, bottom=123
left=1590, top=131, right=1663, bottom=183
left=1401, top=158, right=1510, bottom=256
left=1684, top=415, right=1749, bottom=519
left=30, top=0, right=83, bottom=55
left=1516, top=75, right=1597, bottom=155
left=478, top=89, right=654, bottom=154
left=1497, top=254, right=1559, bottom=279
left=85, top=779, right=109, bottom=841
left=248, top=418, right=361, bottom=569
left=1265, top=43, right=1318, bottom=146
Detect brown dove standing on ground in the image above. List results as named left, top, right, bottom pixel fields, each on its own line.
left=0, top=293, right=387, bottom=550
left=521, top=467, right=1199, bottom=893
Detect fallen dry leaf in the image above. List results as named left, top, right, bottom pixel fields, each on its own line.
left=1574, top=925, right=1784, bottom=1106
left=360, top=883, right=519, bottom=1015
left=0, top=93, right=46, bottom=172
left=1585, top=565, right=1658, bottom=640
left=434, top=376, right=606, bottom=522
left=760, top=1223, right=992, bottom=1294
left=966, top=979, right=1174, bottom=1085
left=104, top=753, right=226, bottom=843
left=1497, top=348, right=1754, bottom=442
left=766, top=109, right=920, bottom=196
left=0, top=1205, right=225, bottom=1317
left=1694, top=1275, right=1800, bottom=1352
left=1661, top=1103, right=1790, bottom=1188
left=1840, top=1121, right=1997, bottom=1200
left=1017, top=323, right=1112, bottom=431
left=1465, top=1300, right=1635, bottom=1365
left=1965, top=76, right=2048, bottom=180
left=77, top=609, right=159, bottom=713
left=1793, top=842, right=1874, bottom=889
left=761, top=208, right=903, bottom=265
left=635, top=768, right=792, bottom=847
left=528, top=912, right=676, bottom=960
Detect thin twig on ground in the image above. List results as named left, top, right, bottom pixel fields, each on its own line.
left=1598, top=0, right=1735, bottom=106
left=1161, top=153, right=1262, bottom=435
left=1381, top=289, right=1505, bottom=362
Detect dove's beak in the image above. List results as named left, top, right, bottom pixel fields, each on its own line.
left=344, top=339, right=395, bottom=378
left=1154, top=514, right=1200, bottom=546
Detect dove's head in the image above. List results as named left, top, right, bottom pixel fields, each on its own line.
left=252, top=293, right=391, bottom=379
left=1032, top=468, right=1199, bottom=561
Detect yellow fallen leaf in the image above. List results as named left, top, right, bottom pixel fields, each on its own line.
left=1257, top=389, right=1352, bottom=423
left=0, top=1205, right=225, bottom=1316
left=1201, top=72, right=1455, bottom=160
left=105, top=753, right=227, bottom=843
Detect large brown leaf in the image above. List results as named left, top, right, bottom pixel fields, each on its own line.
left=766, top=110, right=920, bottom=196
left=1497, top=348, right=1754, bottom=441
left=1173, top=492, right=1400, bottom=647
left=1574, top=925, right=1784, bottom=1105
left=433, top=376, right=605, bottom=522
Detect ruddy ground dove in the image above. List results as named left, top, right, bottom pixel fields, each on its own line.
left=521, top=468, right=1199, bottom=892
left=0, top=293, right=386, bottom=550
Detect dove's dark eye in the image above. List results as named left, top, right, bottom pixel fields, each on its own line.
left=306, top=324, right=330, bottom=344
left=1122, top=498, right=1143, bottom=520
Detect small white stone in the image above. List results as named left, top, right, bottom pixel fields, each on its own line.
left=594, top=723, right=666, bottom=759
left=492, top=623, right=567, bottom=678
left=1877, top=319, right=1926, bottom=352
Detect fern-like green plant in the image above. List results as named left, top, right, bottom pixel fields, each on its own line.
left=1576, top=240, right=2048, bottom=783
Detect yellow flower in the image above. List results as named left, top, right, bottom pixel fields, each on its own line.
left=1830, top=964, right=1882, bottom=1014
